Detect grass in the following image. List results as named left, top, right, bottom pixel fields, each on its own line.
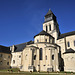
left=0, top=71, right=75, bottom=75
left=0, top=68, right=75, bottom=75
left=0, top=68, right=20, bottom=72
left=0, top=72, right=75, bottom=75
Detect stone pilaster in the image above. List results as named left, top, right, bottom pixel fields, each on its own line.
left=50, top=49, right=52, bottom=67
left=29, top=48, right=33, bottom=66
left=36, top=48, right=40, bottom=71
left=55, top=48, right=59, bottom=71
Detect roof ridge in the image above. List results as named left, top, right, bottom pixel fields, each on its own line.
left=61, top=31, right=75, bottom=35
left=14, top=40, right=33, bottom=46
left=58, top=31, right=75, bottom=39
left=0, top=45, right=9, bottom=48
left=15, top=42, right=26, bottom=46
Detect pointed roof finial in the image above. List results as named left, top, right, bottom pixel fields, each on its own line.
left=49, top=8, right=51, bottom=11
left=45, top=9, right=53, bottom=17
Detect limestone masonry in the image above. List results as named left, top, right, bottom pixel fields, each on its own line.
left=0, top=9, right=75, bottom=72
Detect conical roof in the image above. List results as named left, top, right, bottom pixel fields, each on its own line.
left=34, top=30, right=54, bottom=38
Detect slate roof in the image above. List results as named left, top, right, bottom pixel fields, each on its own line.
left=45, top=9, right=53, bottom=17
left=14, top=41, right=34, bottom=52
left=63, top=48, right=75, bottom=54
left=34, top=30, right=54, bottom=38
left=58, top=31, right=75, bottom=39
left=0, top=45, right=11, bottom=54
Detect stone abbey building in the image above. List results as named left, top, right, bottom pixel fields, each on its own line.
left=0, top=9, right=75, bottom=72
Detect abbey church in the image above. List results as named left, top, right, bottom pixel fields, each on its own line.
left=0, top=9, right=75, bottom=72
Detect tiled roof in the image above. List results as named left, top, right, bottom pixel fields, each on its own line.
left=0, top=45, right=11, bottom=54
left=58, top=31, right=75, bottom=39
left=34, top=30, right=54, bottom=38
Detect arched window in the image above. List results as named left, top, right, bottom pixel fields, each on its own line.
left=0, top=61, right=2, bottom=65
left=45, top=39, right=47, bottom=42
left=49, top=24, right=51, bottom=31
left=7, top=62, right=9, bottom=65
left=46, top=26, right=47, bottom=32
left=52, top=55, right=54, bottom=60
left=39, top=48, right=43, bottom=60
left=34, top=55, right=36, bottom=60
left=67, top=42, right=70, bottom=47
left=13, top=60, right=15, bottom=64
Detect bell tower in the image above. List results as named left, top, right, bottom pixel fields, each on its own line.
left=43, top=9, right=60, bottom=43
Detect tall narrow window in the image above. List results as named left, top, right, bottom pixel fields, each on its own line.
left=49, top=24, right=51, bottom=31
left=13, top=60, right=15, bottom=64
left=7, top=62, right=9, bottom=65
left=74, top=41, right=75, bottom=46
left=34, top=55, right=36, bottom=60
left=37, top=40, right=39, bottom=43
left=45, top=39, right=47, bottom=42
left=67, top=42, right=70, bottom=47
left=25, top=54, right=27, bottom=60
left=52, top=55, right=54, bottom=60
left=46, top=26, right=47, bottom=32
left=19, top=55, right=21, bottom=58
left=46, top=55, right=47, bottom=60
left=39, top=48, right=43, bottom=60
left=0, top=61, right=2, bottom=65
left=8, top=56, right=10, bottom=58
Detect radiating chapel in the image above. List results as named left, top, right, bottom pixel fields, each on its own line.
left=0, top=9, right=75, bottom=72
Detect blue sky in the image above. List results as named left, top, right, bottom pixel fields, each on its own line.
left=0, top=0, right=75, bottom=46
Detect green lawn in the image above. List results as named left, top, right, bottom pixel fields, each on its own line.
left=0, top=68, right=20, bottom=72
left=0, top=72, right=75, bottom=75
left=0, top=68, right=75, bottom=75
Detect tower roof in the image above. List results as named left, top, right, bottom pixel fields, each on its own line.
left=45, top=9, right=53, bottom=17
left=34, top=30, right=54, bottom=38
